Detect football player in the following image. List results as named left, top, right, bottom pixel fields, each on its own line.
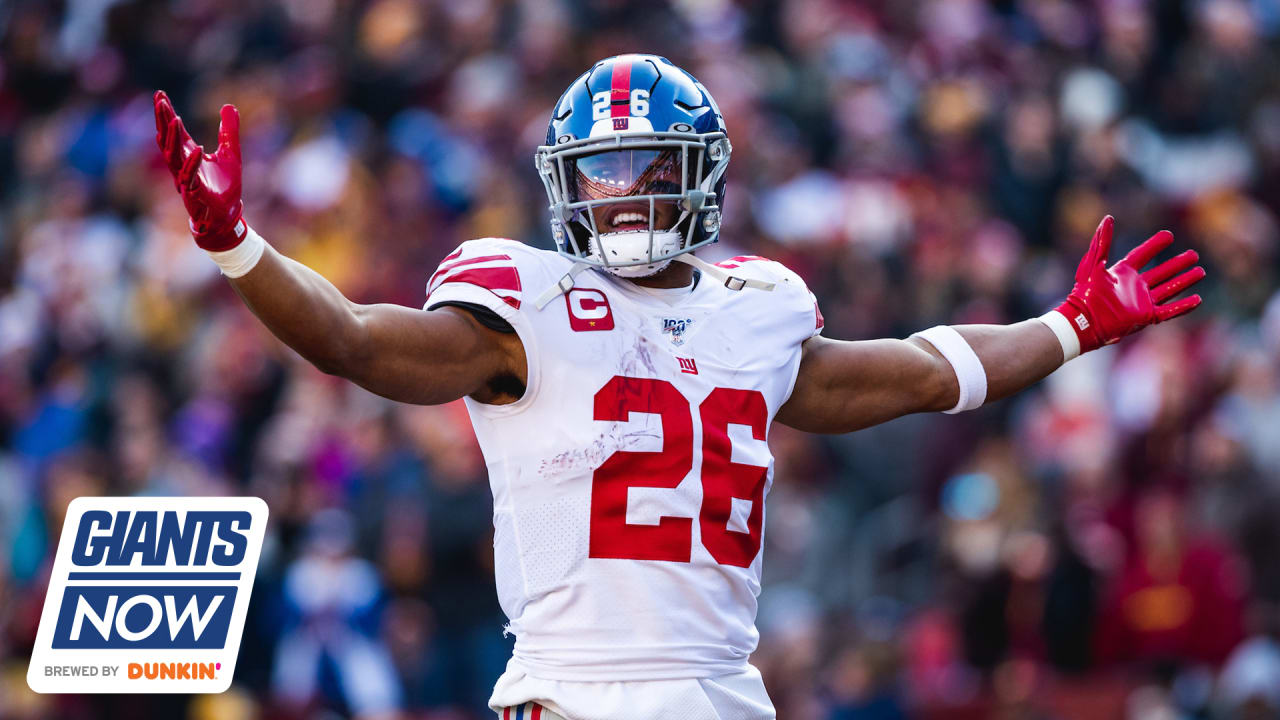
left=153, top=54, right=1205, bottom=720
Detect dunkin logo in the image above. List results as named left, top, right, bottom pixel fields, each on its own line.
left=128, top=661, right=219, bottom=680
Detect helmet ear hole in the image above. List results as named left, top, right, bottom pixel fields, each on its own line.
left=567, top=223, right=592, bottom=256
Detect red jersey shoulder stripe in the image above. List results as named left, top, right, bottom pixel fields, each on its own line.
left=715, top=255, right=770, bottom=269
left=427, top=253, right=522, bottom=310
left=437, top=247, right=464, bottom=266
left=428, top=253, right=513, bottom=290
left=434, top=267, right=521, bottom=309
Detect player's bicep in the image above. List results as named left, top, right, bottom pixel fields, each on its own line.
left=341, top=302, right=523, bottom=406
left=776, top=335, right=956, bottom=434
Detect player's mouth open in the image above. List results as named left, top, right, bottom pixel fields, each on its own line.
left=606, top=207, right=651, bottom=232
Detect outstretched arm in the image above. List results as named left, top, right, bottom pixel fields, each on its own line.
left=153, top=91, right=524, bottom=405
left=227, top=247, right=524, bottom=405
left=776, top=322, right=1061, bottom=433
left=776, top=216, right=1205, bottom=434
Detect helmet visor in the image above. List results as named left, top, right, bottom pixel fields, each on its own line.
left=568, top=148, right=685, bottom=202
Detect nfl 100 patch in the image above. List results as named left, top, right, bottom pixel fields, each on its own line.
left=661, top=316, right=694, bottom=346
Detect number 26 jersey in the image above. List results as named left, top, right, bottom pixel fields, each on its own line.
left=424, top=238, right=823, bottom=681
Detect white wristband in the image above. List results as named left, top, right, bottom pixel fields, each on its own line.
left=1037, top=309, right=1081, bottom=363
left=912, top=325, right=988, bottom=414
left=206, top=223, right=266, bottom=279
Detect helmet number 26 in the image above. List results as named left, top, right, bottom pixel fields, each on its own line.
left=589, top=375, right=766, bottom=568
left=592, top=90, right=650, bottom=121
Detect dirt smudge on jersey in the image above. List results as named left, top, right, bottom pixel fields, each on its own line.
left=538, top=423, right=660, bottom=478
left=621, top=334, right=658, bottom=377
left=538, top=336, right=663, bottom=479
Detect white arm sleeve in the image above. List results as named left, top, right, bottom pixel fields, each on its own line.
left=911, top=325, right=988, bottom=414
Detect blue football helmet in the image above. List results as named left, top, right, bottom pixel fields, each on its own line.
left=535, top=54, right=735, bottom=283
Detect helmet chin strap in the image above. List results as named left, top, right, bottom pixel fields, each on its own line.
left=534, top=261, right=591, bottom=309
left=672, top=253, right=776, bottom=292
left=534, top=251, right=775, bottom=310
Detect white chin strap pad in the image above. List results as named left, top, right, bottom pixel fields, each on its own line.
left=589, top=231, right=680, bottom=277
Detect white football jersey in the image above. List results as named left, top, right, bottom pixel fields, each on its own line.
left=424, top=238, right=822, bottom=685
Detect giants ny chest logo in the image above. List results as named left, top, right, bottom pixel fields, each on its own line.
left=27, top=497, right=268, bottom=694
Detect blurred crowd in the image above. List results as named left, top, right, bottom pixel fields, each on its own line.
left=2, top=0, right=1280, bottom=718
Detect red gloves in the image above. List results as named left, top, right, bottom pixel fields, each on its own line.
left=1053, top=215, right=1205, bottom=355
left=154, top=91, right=246, bottom=252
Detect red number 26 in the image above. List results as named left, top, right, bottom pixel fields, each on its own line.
left=589, top=375, right=768, bottom=568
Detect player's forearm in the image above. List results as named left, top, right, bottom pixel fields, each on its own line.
left=227, top=244, right=368, bottom=376
left=903, top=319, right=1062, bottom=415
left=778, top=336, right=957, bottom=433
left=951, top=320, right=1063, bottom=403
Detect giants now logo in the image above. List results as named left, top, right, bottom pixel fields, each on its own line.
left=27, top=497, right=267, bottom=694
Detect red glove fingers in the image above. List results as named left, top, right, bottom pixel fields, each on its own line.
left=1152, top=266, right=1206, bottom=303
left=1142, top=249, right=1199, bottom=285
left=178, top=144, right=203, bottom=193
left=1120, top=229, right=1173, bottom=271
left=1074, top=215, right=1114, bottom=281
left=156, top=94, right=201, bottom=191
left=217, top=104, right=240, bottom=162
left=153, top=91, right=246, bottom=252
left=1156, top=295, right=1203, bottom=322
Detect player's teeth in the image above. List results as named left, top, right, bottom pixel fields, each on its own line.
left=612, top=213, right=646, bottom=226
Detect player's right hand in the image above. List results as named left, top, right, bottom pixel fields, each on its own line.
left=154, top=90, right=246, bottom=252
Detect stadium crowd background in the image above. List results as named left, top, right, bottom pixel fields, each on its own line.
left=2, top=0, right=1280, bottom=718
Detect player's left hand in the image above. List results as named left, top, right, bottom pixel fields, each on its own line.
left=1053, top=215, right=1206, bottom=354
